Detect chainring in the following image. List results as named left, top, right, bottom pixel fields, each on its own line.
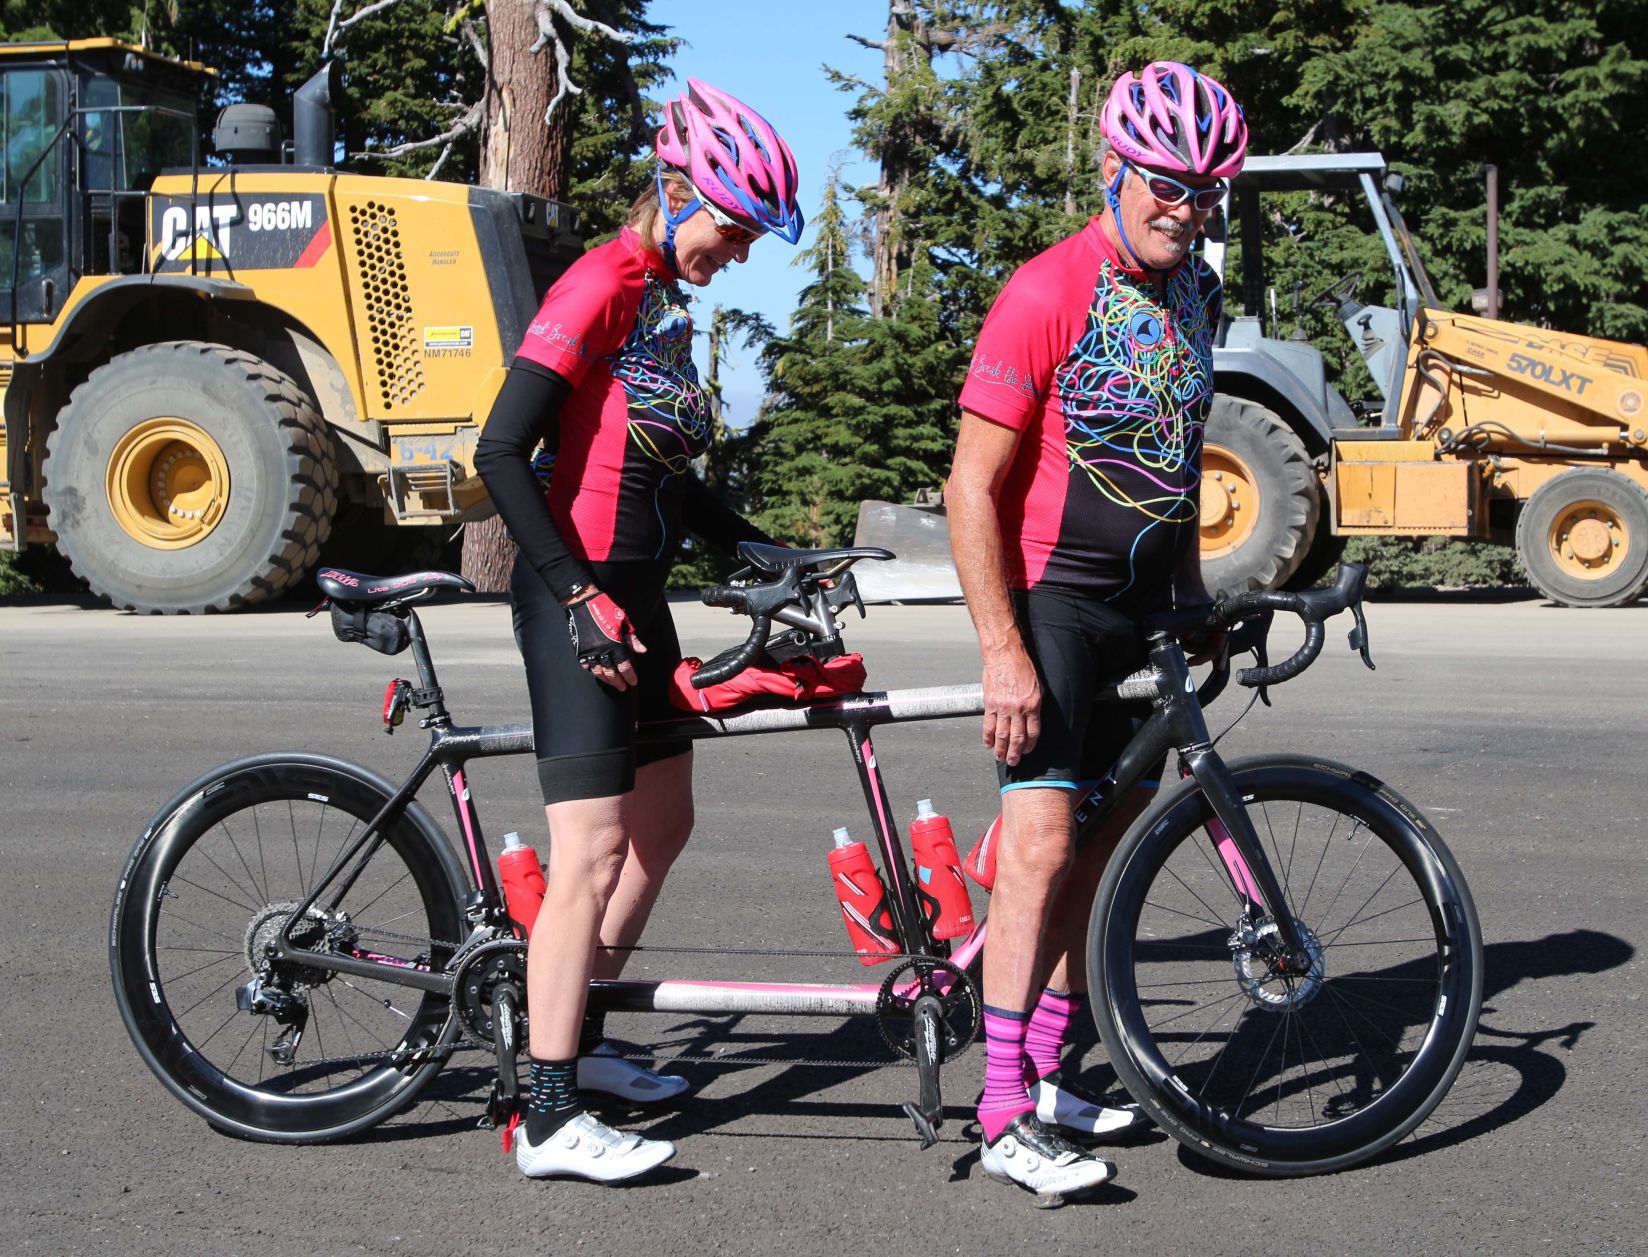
left=452, top=937, right=529, bottom=1051
left=874, top=957, right=980, bottom=1062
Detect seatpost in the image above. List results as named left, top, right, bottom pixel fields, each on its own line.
left=404, top=610, right=452, bottom=726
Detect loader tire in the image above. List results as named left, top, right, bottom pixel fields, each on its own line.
left=1199, top=396, right=1319, bottom=597
left=42, top=341, right=337, bottom=614
left=1515, top=468, right=1648, bottom=608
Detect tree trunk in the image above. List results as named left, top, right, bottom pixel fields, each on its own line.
left=463, top=0, right=574, bottom=590
left=870, top=0, right=933, bottom=319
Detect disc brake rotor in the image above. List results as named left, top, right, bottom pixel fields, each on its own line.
left=1231, top=919, right=1326, bottom=1009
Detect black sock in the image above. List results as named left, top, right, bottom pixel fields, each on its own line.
left=578, top=1009, right=607, bottom=1055
left=524, top=1056, right=581, bottom=1143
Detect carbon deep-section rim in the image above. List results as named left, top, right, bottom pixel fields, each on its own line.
left=111, top=755, right=468, bottom=1142
left=1089, top=754, right=1482, bottom=1176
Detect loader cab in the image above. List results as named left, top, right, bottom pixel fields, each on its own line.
left=1211, top=152, right=1441, bottom=428
left=0, top=39, right=201, bottom=328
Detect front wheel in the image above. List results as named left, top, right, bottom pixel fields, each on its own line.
left=111, top=756, right=470, bottom=1142
left=1089, top=755, right=1482, bottom=1176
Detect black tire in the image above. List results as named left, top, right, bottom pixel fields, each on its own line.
left=1282, top=486, right=1347, bottom=591
left=43, top=341, right=338, bottom=613
left=111, top=755, right=469, bottom=1142
left=1088, top=755, right=1482, bottom=1176
left=1514, top=468, right=1648, bottom=607
left=1201, top=396, right=1320, bottom=596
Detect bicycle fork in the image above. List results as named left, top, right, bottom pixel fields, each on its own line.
left=1153, top=647, right=1316, bottom=979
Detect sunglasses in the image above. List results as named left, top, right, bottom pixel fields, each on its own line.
left=1128, top=163, right=1227, bottom=212
left=702, top=200, right=764, bottom=245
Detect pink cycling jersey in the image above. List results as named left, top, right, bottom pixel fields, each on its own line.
left=516, top=227, right=710, bottom=563
left=959, top=216, right=1221, bottom=603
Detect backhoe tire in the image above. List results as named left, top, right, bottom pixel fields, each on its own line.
left=1515, top=468, right=1648, bottom=608
left=1282, top=487, right=1347, bottom=591
left=42, top=341, right=337, bottom=614
left=1199, top=396, right=1319, bottom=597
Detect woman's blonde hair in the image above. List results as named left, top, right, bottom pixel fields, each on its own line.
left=628, top=170, right=695, bottom=250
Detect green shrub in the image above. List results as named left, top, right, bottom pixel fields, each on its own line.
left=1344, top=537, right=1526, bottom=592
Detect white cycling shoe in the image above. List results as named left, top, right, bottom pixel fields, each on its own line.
left=515, top=1111, right=676, bottom=1183
left=577, top=1042, right=690, bottom=1103
left=980, top=1113, right=1116, bottom=1205
left=1031, top=1071, right=1147, bottom=1141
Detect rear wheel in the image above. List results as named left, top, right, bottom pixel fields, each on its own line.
left=111, top=756, right=468, bottom=1142
left=1089, top=755, right=1482, bottom=1176
left=1200, top=396, right=1319, bottom=596
left=43, top=341, right=337, bottom=613
left=1514, top=468, right=1648, bottom=607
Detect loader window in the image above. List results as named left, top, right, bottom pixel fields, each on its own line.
left=0, top=67, right=69, bottom=323
left=3, top=69, right=65, bottom=203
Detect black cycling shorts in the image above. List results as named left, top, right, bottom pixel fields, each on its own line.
left=997, top=585, right=1166, bottom=795
left=512, top=554, right=691, bottom=804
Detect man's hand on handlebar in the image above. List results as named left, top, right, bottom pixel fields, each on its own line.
left=565, top=590, right=647, bottom=691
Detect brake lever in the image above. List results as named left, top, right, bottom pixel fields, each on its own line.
left=825, top=571, right=866, bottom=620
left=1348, top=602, right=1375, bottom=671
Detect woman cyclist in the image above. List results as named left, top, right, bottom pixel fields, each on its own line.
left=474, top=80, right=805, bottom=1183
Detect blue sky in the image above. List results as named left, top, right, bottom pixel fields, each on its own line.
left=654, top=2, right=888, bottom=425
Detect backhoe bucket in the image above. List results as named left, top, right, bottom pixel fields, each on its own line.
left=851, top=500, right=962, bottom=603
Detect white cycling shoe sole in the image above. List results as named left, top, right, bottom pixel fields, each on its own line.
left=516, top=1111, right=676, bottom=1183
left=578, top=1043, right=690, bottom=1103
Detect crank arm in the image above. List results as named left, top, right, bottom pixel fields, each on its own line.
left=901, top=993, right=945, bottom=1150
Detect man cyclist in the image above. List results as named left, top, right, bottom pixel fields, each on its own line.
left=946, top=61, right=1248, bottom=1202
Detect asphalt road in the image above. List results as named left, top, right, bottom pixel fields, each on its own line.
left=1, top=593, right=1643, bottom=1256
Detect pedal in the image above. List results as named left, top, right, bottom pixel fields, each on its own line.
left=902, top=1101, right=940, bottom=1150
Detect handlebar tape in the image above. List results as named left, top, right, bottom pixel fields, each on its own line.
left=1237, top=620, right=1325, bottom=688
left=690, top=614, right=772, bottom=689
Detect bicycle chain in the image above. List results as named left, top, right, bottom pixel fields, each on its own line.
left=266, top=931, right=944, bottom=1074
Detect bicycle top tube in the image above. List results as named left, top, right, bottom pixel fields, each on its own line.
left=430, top=683, right=989, bottom=762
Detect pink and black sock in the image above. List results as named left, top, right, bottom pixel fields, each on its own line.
left=1023, top=986, right=1085, bottom=1085
left=978, top=1004, right=1035, bottom=1143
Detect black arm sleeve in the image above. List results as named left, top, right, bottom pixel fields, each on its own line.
left=678, top=470, right=776, bottom=556
left=472, top=359, right=595, bottom=602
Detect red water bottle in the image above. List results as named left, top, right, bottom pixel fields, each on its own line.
left=963, top=813, right=1001, bottom=893
left=909, top=800, right=975, bottom=939
left=828, top=827, right=898, bottom=965
left=498, top=830, right=546, bottom=939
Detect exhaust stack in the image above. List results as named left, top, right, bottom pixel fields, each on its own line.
left=293, top=61, right=342, bottom=168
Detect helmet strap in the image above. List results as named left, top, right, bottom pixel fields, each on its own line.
left=1103, top=162, right=1149, bottom=273
left=656, top=167, right=700, bottom=279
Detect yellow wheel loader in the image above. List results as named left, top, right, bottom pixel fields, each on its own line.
left=0, top=40, right=580, bottom=612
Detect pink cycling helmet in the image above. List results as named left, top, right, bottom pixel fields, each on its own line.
left=1102, top=61, right=1248, bottom=178
left=655, top=78, right=804, bottom=244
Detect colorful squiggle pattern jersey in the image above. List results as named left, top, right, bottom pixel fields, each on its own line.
left=959, top=216, right=1220, bottom=603
left=515, top=227, right=709, bottom=562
